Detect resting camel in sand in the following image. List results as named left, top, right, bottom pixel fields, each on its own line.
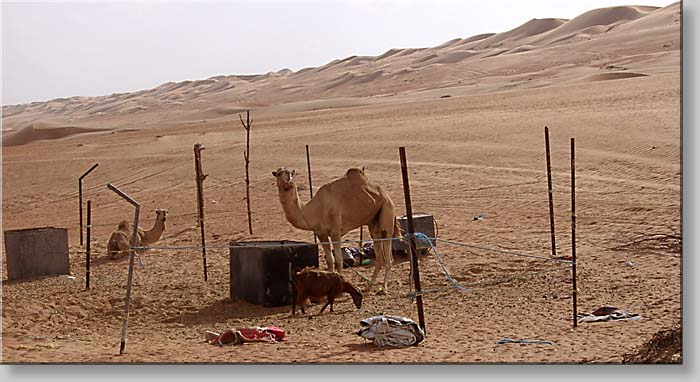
left=272, top=167, right=401, bottom=294
left=107, top=209, right=168, bottom=258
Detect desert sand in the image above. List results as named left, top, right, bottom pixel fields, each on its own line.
left=1, top=3, right=681, bottom=363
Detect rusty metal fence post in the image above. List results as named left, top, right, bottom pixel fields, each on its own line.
left=399, top=147, right=426, bottom=333
left=544, top=126, right=557, bottom=258
left=305, top=144, right=316, bottom=244
left=79, top=163, right=98, bottom=246
left=107, top=183, right=140, bottom=355
left=86, top=200, right=91, bottom=290
left=570, top=138, right=578, bottom=328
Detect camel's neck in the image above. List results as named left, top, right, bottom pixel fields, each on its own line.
left=141, top=217, right=166, bottom=245
left=278, top=184, right=313, bottom=231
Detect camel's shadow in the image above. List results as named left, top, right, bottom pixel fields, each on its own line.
left=88, top=254, right=130, bottom=267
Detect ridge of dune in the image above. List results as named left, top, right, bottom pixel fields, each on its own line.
left=529, top=5, right=659, bottom=46
left=609, top=2, right=681, bottom=33
left=2, top=122, right=107, bottom=147
left=1, top=2, right=680, bottom=134
left=466, top=18, right=567, bottom=50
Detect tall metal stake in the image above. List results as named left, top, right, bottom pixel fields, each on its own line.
left=79, top=163, right=99, bottom=246
left=305, top=144, right=316, bottom=244
left=194, top=144, right=209, bottom=281
left=241, top=110, right=254, bottom=235
left=544, top=126, right=557, bottom=258
left=399, top=147, right=426, bottom=333
left=358, top=166, right=365, bottom=262
left=86, top=200, right=91, bottom=290
left=570, top=138, right=578, bottom=328
left=107, top=183, right=140, bottom=355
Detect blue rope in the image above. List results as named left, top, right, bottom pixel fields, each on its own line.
left=404, top=232, right=469, bottom=292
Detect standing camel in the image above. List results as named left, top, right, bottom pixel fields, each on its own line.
left=107, top=209, right=168, bottom=258
left=272, top=167, right=400, bottom=294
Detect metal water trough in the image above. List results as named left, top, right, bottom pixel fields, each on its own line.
left=394, top=213, right=436, bottom=254
left=3, top=227, right=70, bottom=280
left=229, top=240, right=319, bottom=307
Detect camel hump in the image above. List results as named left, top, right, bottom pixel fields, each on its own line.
left=345, top=167, right=368, bottom=185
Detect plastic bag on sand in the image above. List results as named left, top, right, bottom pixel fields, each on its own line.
left=356, top=314, right=424, bottom=347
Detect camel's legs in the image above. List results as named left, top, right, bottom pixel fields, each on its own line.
left=318, top=234, right=335, bottom=272
left=366, top=228, right=385, bottom=293
left=380, top=231, right=393, bottom=293
left=372, top=203, right=396, bottom=294
left=330, top=232, right=344, bottom=274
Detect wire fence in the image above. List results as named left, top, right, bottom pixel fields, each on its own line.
left=96, top=231, right=574, bottom=300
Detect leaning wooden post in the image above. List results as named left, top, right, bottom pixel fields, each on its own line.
left=86, top=200, right=91, bottom=290
left=106, top=183, right=140, bottom=355
left=305, top=144, right=316, bottom=244
left=544, top=126, right=557, bottom=258
left=193, top=144, right=209, bottom=281
left=241, top=110, right=254, bottom=235
left=399, top=147, right=426, bottom=333
left=570, top=137, right=578, bottom=328
left=79, top=163, right=99, bottom=246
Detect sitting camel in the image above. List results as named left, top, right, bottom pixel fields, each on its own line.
left=107, top=209, right=167, bottom=258
left=272, top=167, right=401, bottom=294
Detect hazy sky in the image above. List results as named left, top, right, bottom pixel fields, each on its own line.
left=2, top=0, right=675, bottom=105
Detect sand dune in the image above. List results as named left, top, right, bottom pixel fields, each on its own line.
left=2, top=122, right=107, bottom=147
left=467, top=18, right=567, bottom=50
left=1, top=2, right=680, bottom=146
left=1, top=2, right=681, bottom=365
left=529, top=5, right=657, bottom=46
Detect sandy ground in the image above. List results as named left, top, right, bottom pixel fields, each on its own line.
left=1, top=3, right=681, bottom=363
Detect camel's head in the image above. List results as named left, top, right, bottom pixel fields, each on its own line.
left=272, top=167, right=296, bottom=191
left=155, top=209, right=168, bottom=228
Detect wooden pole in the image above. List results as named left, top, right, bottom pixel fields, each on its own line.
left=241, top=110, right=253, bottom=235
left=571, top=137, right=578, bottom=328
left=86, top=200, right=91, bottom=290
left=78, top=163, right=99, bottom=246
left=305, top=144, right=316, bottom=244
left=399, top=147, right=426, bottom=333
left=544, top=126, right=557, bottom=258
left=194, top=144, right=209, bottom=282
left=106, top=183, right=139, bottom=355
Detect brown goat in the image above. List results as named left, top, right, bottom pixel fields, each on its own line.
left=292, top=268, right=363, bottom=315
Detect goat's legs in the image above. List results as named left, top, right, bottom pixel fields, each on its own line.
left=319, top=297, right=334, bottom=314
left=292, top=292, right=306, bottom=315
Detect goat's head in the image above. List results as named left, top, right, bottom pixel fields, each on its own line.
left=351, top=286, right=363, bottom=309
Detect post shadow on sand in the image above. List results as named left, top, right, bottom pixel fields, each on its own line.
left=162, top=298, right=293, bottom=326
